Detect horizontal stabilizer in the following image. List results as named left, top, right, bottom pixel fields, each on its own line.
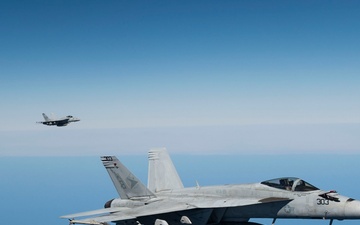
left=61, top=207, right=128, bottom=219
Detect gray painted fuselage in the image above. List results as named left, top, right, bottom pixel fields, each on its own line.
left=107, top=183, right=360, bottom=225
left=156, top=184, right=360, bottom=220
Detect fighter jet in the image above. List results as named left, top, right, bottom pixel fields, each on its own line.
left=61, top=148, right=360, bottom=225
left=37, top=113, right=80, bottom=127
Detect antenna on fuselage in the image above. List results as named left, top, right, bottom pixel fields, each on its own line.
left=196, top=180, right=200, bottom=189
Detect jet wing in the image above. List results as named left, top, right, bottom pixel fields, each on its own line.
left=62, top=197, right=292, bottom=225
left=63, top=200, right=196, bottom=224
left=61, top=207, right=129, bottom=219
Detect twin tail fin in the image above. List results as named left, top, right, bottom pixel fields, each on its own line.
left=101, top=156, right=156, bottom=199
left=42, top=113, right=50, bottom=121
left=148, top=148, right=184, bottom=192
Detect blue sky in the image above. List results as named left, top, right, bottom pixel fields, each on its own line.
left=2, top=2, right=360, bottom=225
left=1, top=1, right=360, bottom=156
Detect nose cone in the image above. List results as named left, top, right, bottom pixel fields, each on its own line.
left=344, top=199, right=360, bottom=219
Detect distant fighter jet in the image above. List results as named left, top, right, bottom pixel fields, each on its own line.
left=37, top=113, right=80, bottom=127
left=61, top=148, right=360, bottom=225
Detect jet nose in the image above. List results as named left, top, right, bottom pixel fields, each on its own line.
left=344, top=199, right=360, bottom=219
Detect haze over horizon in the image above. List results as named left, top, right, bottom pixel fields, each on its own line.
left=1, top=1, right=359, bottom=156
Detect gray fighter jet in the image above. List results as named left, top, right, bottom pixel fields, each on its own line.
left=61, top=148, right=360, bottom=225
left=37, top=113, right=80, bottom=127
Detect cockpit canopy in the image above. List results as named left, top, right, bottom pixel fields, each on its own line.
left=261, top=177, right=319, bottom=192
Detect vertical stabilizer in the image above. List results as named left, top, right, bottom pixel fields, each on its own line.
left=148, top=148, right=184, bottom=192
left=42, top=113, right=50, bottom=121
left=101, top=156, right=156, bottom=199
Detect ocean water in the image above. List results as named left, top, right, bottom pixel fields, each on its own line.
left=1, top=154, right=360, bottom=225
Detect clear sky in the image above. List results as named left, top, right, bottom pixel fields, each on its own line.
left=2, top=3, right=360, bottom=225
left=1, top=1, right=360, bottom=155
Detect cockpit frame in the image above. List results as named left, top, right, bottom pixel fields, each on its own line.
left=261, top=177, right=319, bottom=192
